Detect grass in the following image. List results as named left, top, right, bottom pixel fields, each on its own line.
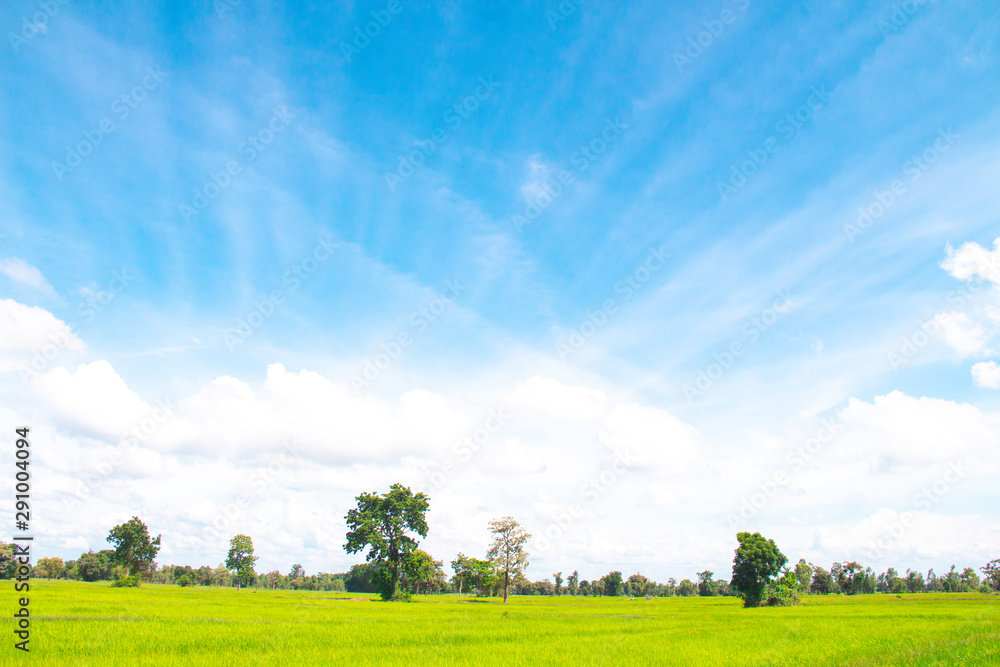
left=4, top=581, right=998, bottom=665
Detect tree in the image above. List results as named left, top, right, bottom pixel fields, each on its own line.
left=697, top=570, right=717, bottom=596
left=344, top=483, right=430, bottom=601
left=810, top=566, right=834, bottom=594
left=600, top=570, right=624, bottom=596
left=981, top=559, right=1000, bottom=591
left=451, top=553, right=471, bottom=595
left=404, top=549, right=440, bottom=595
left=676, top=578, right=697, bottom=597
left=486, top=517, right=531, bottom=603
left=795, top=559, right=813, bottom=592
left=730, top=532, right=787, bottom=608
left=960, top=567, right=980, bottom=591
left=0, top=542, right=14, bottom=579
left=34, top=557, right=65, bottom=579
left=107, top=517, right=161, bottom=581
left=905, top=569, right=925, bottom=593
left=553, top=571, right=563, bottom=596
left=225, top=534, right=258, bottom=591
left=567, top=570, right=580, bottom=596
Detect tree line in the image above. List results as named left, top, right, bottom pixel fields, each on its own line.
left=2, top=485, right=998, bottom=606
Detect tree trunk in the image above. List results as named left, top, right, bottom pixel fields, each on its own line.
left=503, top=569, right=509, bottom=603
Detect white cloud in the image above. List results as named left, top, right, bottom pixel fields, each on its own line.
left=0, top=299, right=85, bottom=371
left=939, top=311, right=987, bottom=357
left=31, top=360, right=151, bottom=437
left=0, top=257, right=56, bottom=296
left=941, top=237, right=1000, bottom=285
left=971, top=361, right=1000, bottom=389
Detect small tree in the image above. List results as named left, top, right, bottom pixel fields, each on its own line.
left=225, top=534, right=258, bottom=591
left=730, top=532, right=787, bottom=608
left=795, top=559, right=813, bottom=592
left=344, top=483, right=430, bottom=601
left=107, top=517, right=161, bottom=583
left=486, top=517, right=531, bottom=603
left=697, top=570, right=717, bottom=596
left=567, top=570, right=580, bottom=596
left=553, top=571, right=563, bottom=596
left=981, top=559, right=1000, bottom=591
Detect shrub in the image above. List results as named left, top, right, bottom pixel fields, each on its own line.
left=111, top=575, right=140, bottom=588
left=176, top=575, right=194, bottom=587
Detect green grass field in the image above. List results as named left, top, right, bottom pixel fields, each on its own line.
left=4, top=581, right=998, bottom=665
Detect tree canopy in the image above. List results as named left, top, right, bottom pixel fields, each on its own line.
left=225, top=534, right=258, bottom=590
left=344, top=483, right=429, bottom=601
left=730, top=531, right=787, bottom=607
left=486, top=517, right=531, bottom=603
left=107, top=516, right=161, bottom=581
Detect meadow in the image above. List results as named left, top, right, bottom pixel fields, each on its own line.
left=4, top=581, right=998, bottom=665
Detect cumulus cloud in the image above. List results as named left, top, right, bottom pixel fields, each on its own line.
left=0, top=257, right=56, bottom=296
left=938, top=311, right=988, bottom=357
left=971, top=361, right=1000, bottom=389
left=941, top=237, right=1000, bottom=285
left=0, top=299, right=85, bottom=371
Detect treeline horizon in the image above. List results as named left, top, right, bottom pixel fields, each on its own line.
left=5, top=542, right=998, bottom=598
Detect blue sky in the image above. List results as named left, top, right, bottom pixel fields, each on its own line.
left=2, top=0, right=999, bottom=581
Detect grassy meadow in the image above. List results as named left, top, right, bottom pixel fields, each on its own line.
left=4, top=581, right=998, bottom=665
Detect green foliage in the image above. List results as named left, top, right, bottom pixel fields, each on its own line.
left=344, top=484, right=430, bottom=602
left=731, top=532, right=787, bottom=608
left=107, top=516, right=161, bottom=579
left=225, top=534, right=258, bottom=590
left=980, top=559, right=1000, bottom=591
left=600, top=571, right=624, bottom=596
left=763, top=568, right=800, bottom=606
left=486, top=517, right=531, bottom=603
left=176, top=574, right=194, bottom=587
left=696, top=570, right=718, bottom=596
left=111, top=575, right=140, bottom=588
left=0, top=541, right=17, bottom=579
left=795, top=559, right=813, bottom=592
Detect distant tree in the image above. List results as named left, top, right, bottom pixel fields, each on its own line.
left=982, top=559, right=1000, bottom=591
left=795, top=560, right=813, bottom=592
left=579, top=580, right=591, bottom=596
left=810, top=566, right=834, bottom=594
left=404, top=549, right=442, bottom=595
left=878, top=568, right=904, bottom=594
left=107, top=517, right=161, bottom=581
left=905, top=569, right=925, bottom=593
left=628, top=573, right=651, bottom=597
left=696, top=570, right=717, bottom=596
left=553, top=572, right=563, bottom=596
left=676, top=578, right=697, bottom=597
left=34, top=557, right=65, bottom=579
left=225, top=535, right=258, bottom=591
left=730, top=532, right=787, bottom=608
left=567, top=570, right=580, bottom=596
left=533, top=579, right=556, bottom=595
left=344, top=483, right=430, bottom=601
left=926, top=569, right=944, bottom=592
left=464, top=558, right=499, bottom=596
left=0, top=542, right=14, bottom=579
left=289, top=564, right=306, bottom=579
left=344, top=563, right=379, bottom=593
left=451, top=553, right=471, bottom=595
left=487, top=517, right=531, bottom=603
left=600, top=571, right=624, bottom=596
left=959, top=567, right=980, bottom=591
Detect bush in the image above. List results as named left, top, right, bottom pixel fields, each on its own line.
left=176, top=575, right=194, bottom=587
left=111, top=575, right=140, bottom=588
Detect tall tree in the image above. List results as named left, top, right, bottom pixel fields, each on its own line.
left=451, top=553, right=471, bottom=595
left=553, top=571, right=563, bottom=596
left=795, top=559, right=813, bottom=592
left=344, top=483, right=430, bottom=601
left=486, top=516, right=531, bottom=603
left=981, top=559, right=1000, bottom=591
left=730, top=532, right=787, bottom=608
left=107, top=516, right=161, bottom=581
left=567, top=570, right=580, bottom=596
left=225, top=534, right=258, bottom=591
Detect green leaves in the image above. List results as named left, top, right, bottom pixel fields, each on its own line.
left=107, top=516, right=161, bottom=580
left=344, top=484, right=430, bottom=601
left=730, top=531, right=787, bottom=608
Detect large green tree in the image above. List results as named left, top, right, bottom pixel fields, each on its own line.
left=344, top=483, right=429, bottom=601
left=225, top=534, right=258, bottom=591
left=730, top=532, right=787, bottom=607
left=486, top=516, right=531, bottom=603
left=107, top=516, right=161, bottom=581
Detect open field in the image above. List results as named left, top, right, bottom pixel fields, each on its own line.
left=4, top=581, right=998, bottom=665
